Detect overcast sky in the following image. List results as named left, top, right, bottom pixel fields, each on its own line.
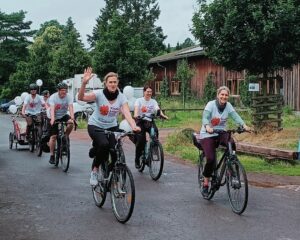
left=0, top=0, right=198, bottom=47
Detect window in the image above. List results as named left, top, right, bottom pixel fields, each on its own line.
left=155, top=81, right=161, bottom=94
left=171, top=81, right=181, bottom=95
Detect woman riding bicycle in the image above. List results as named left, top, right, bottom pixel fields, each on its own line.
left=77, top=67, right=140, bottom=186
left=133, top=85, right=168, bottom=169
left=199, top=86, right=251, bottom=196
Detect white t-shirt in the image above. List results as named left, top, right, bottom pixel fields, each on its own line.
left=134, top=97, right=159, bottom=117
left=24, top=94, right=45, bottom=115
left=48, top=92, right=73, bottom=120
left=88, top=90, right=127, bottom=129
left=199, top=100, right=235, bottom=139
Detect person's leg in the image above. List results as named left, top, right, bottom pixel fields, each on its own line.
left=199, top=137, right=218, bottom=187
left=135, top=122, right=146, bottom=168
left=25, top=115, right=33, bottom=136
left=48, top=124, right=58, bottom=164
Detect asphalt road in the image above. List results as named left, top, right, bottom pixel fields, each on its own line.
left=0, top=113, right=299, bottom=240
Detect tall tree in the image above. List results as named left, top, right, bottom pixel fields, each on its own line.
left=50, top=18, right=91, bottom=82
left=92, top=12, right=150, bottom=87
left=0, top=10, right=35, bottom=85
left=88, top=0, right=166, bottom=56
left=192, top=0, right=300, bottom=77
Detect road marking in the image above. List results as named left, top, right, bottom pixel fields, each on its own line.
left=275, top=185, right=300, bottom=192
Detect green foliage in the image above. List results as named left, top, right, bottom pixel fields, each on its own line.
left=192, top=0, right=300, bottom=75
left=174, top=59, right=195, bottom=108
left=92, top=12, right=150, bottom=87
left=160, top=75, right=169, bottom=98
left=0, top=10, right=35, bottom=88
left=143, top=68, right=156, bottom=85
left=239, top=75, right=257, bottom=107
left=175, top=38, right=196, bottom=50
left=202, top=74, right=217, bottom=103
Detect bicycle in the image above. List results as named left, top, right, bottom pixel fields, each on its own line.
left=136, top=114, right=164, bottom=181
left=26, top=114, right=42, bottom=154
left=53, top=120, right=71, bottom=172
left=91, top=129, right=135, bottom=223
left=193, top=127, right=249, bottom=215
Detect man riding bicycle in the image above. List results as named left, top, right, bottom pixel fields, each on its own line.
left=133, top=85, right=168, bottom=169
left=48, top=82, right=74, bottom=164
left=77, top=67, right=140, bottom=186
left=21, top=83, right=45, bottom=139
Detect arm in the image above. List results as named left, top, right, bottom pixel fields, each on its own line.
left=158, top=109, right=168, bottom=119
left=50, top=105, right=55, bottom=126
left=133, top=105, right=139, bottom=118
left=68, top=104, right=74, bottom=120
left=229, top=111, right=251, bottom=131
left=202, top=110, right=213, bottom=133
left=78, top=67, right=96, bottom=102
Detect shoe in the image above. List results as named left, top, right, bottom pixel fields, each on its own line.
left=201, top=185, right=209, bottom=197
left=89, top=147, right=96, bottom=158
left=49, top=155, right=55, bottom=164
left=90, top=171, right=99, bottom=186
left=135, top=157, right=141, bottom=169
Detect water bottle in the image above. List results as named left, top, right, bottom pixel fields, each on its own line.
left=297, top=139, right=300, bottom=160
left=150, top=127, right=155, bottom=138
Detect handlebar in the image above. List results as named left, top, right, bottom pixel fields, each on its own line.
left=212, top=127, right=251, bottom=134
left=135, top=113, right=166, bottom=121
left=95, top=129, right=135, bottom=139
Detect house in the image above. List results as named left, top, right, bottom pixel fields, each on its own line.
left=148, top=46, right=300, bottom=111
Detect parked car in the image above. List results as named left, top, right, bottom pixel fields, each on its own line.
left=0, top=100, right=15, bottom=113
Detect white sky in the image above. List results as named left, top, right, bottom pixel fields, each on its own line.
left=0, top=0, right=198, bottom=47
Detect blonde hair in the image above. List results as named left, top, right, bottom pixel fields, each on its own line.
left=104, top=72, right=119, bottom=83
left=217, top=86, right=230, bottom=96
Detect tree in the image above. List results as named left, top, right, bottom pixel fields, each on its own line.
left=88, top=0, right=166, bottom=55
left=192, top=0, right=300, bottom=78
left=50, top=18, right=91, bottom=82
left=174, top=59, right=195, bottom=108
left=203, top=73, right=217, bottom=103
left=92, top=12, right=151, bottom=87
left=0, top=10, right=35, bottom=86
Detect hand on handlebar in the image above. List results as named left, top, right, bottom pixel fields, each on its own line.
left=205, top=125, right=214, bottom=134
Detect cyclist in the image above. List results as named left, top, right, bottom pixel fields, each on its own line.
left=41, top=90, right=50, bottom=109
left=198, top=86, right=251, bottom=196
left=77, top=67, right=140, bottom=186
left=133, top=85, right=168, bottom=169
left=21, top=83, right=45, bottom=138
left=48, top=82, right=74, bottom=164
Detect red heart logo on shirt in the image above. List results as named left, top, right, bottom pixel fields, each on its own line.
left=100, top=105, right=109, bottom=115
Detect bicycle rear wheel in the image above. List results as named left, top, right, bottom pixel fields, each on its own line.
left=110, top=164, right=135, bottom=223
left=198, top=153, right=215, bottom=200
left=36, top=129, right=43, bottom=157
left=60, top=137, right=70, bottom=172
left=92, top=162, right=107, bottom=207
left=149, top=142, right=164, bottom=181
left=226, top=158, right=248, bottom=214
left=9, top=132, right=13, bottom=149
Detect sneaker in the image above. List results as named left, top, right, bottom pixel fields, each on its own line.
left=135, top=157, right=141, bottom=169
left=201, top=185, right=209, bottom=197
left=90, top=171, right=99, bottom=186
left=49, top=155, right=55, bottom=164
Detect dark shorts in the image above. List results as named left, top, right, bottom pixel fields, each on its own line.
left=50, top=115, right=71, bottom=136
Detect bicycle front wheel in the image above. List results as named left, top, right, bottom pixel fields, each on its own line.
left=110, top=164, right=135, bottom=223
left=29, top=130, right=35, bottom=152
left=36, top=129, right=42, bottom=157
left=149, top=142, right=164, bottom=181
left=226, top=158, right=248, bottom=214
left=60, top=137, right=70, bottom=172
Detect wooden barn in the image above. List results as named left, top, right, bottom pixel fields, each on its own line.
left=148, top=46, right=300, bottom=111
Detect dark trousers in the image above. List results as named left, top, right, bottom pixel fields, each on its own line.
left=87, top=125, right=118, bottom=170
left=135, top=120, right=158, bottom=161
left=199, top=133, right=235, bottom=178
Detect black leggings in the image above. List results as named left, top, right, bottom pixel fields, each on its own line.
left=199, top=133, right=236, bottom=178
left=87, top=125, right=118, bottom=170
left=135, top=120, right=158, bottom=161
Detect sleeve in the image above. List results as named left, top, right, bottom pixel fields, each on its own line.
left=120, top=93, right=128, bottom=105
left=229, top=111, right=245, bottom=126
left=202, top=110, right=211, bottom=126
left=134, top=98, right=140, bottom=107
left=24, top=96, right=29, bottom=105
left=40, top=95, right=45, bottom=105
left=67, top=94, right=73, bottom=104
left=153, top=99, right=160, bottom=110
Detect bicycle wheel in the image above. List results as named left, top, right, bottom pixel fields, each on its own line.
left=9, top=132, right=13, bottom=149
left=36, top=129, right=43, bottom=157
left=149, top=142, right=164, bottom=181
left=137, top=153, right=145, bottom=172
left=198, top=153, right=215, bottom=200
left=110, top=164, right=135, bottom=223
left=29, top=129, right=35, bottom=152
left=60, top=137, right=70, bottom=172
left=226, top=158, right=248, bottom=214
left=92, top=162, right=107, bottom=207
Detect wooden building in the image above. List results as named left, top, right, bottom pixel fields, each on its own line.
left=148, top=46, right=300, bottom=111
